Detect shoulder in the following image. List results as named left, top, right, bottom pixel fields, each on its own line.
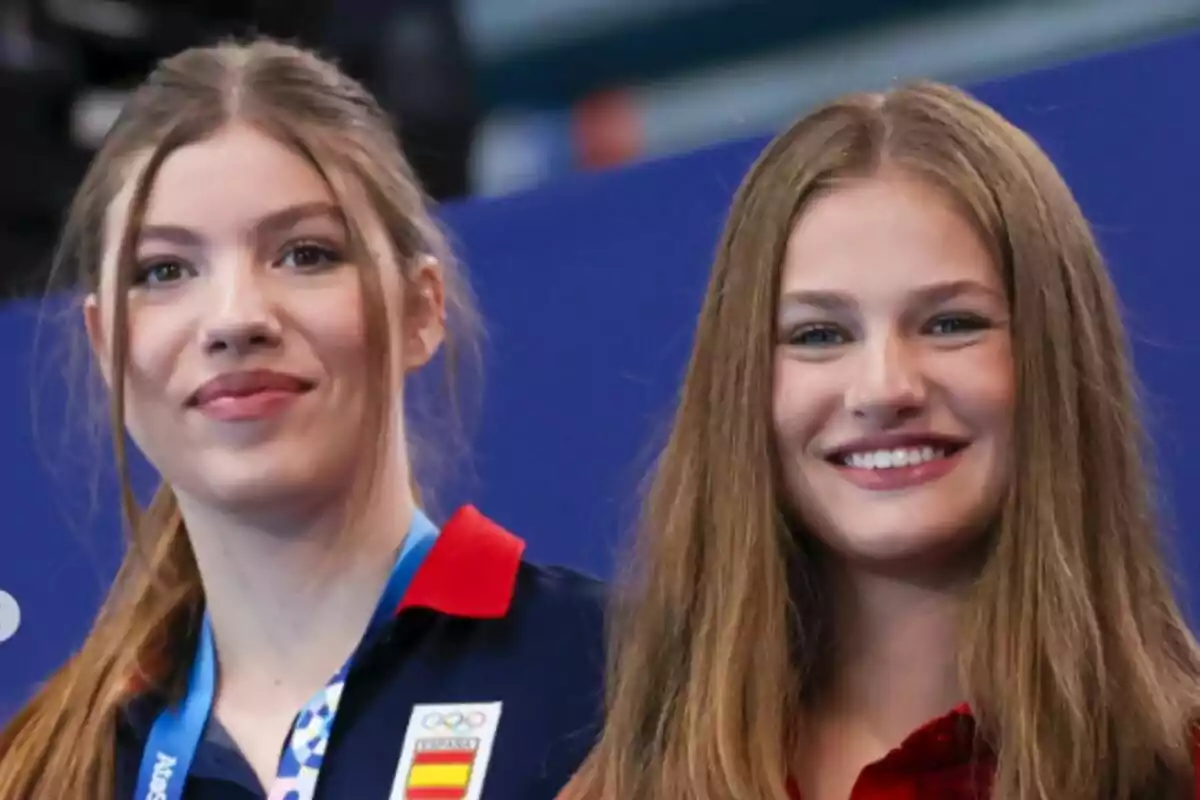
left=398, top=509, right=609, bottom=797
left=468, top=504, right=608, bottom=647
left=498, top=562, right=607, bottom=796
left=507, top=560, right=608, bottom=674
left=114, top=694, right=158, bottom=795
left=401, top=505, right=608, bottom=681
left=407, top=504, right=608, bottom=624
left=1194, top=731, right=1200, bottom=799
left=512, top=560, right=607, bottom=622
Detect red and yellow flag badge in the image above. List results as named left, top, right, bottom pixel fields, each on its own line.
left=389, top=703, right=503, bottom=800
left=405, top=740, right=478, bottom=799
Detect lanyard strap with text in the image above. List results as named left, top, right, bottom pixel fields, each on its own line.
left=134, top=509, right=439, bottom=800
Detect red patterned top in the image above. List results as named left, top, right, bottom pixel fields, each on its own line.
left=786, top=704, right=1200, bottom=799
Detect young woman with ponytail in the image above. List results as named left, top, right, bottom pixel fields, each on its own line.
left=564, top=82, right=1200, bottom=800
left=0, top=38, right=604, bottom=800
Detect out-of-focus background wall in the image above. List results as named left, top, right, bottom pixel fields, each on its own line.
left=2, top=0, right=1200, bottom=712
left=2, top=0, right=1197, bottom=299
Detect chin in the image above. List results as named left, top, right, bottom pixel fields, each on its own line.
left=813, top=514, right=993, bottom=580
left=180, top=453, right=333, bottom=511
left=201, top=474, right=317, bottom=513
left=797, top=461, right=997, bottom=542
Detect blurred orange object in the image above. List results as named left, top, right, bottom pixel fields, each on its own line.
left=573, top=89, right=642, bottom=170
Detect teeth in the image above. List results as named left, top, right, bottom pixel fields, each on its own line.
left=844, top=446, right=945, bottom=470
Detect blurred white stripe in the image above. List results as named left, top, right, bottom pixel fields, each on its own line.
left=634, top=0, right=1200, bottom=156
left=472, top=1, right=1200, bottom=195
left=42, top=0, right=146, bottom=39
left=460, top=0, right=732, bottom=62
left=70, top=89, right=127, bottom=148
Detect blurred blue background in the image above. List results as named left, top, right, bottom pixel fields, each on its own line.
left=0, top=1, right=1198, bottom=721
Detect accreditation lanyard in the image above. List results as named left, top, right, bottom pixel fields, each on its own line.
left=134, top=510, right=439, bottom=800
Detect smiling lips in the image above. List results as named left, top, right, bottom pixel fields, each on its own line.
left=188, top=369, right=314, bottom=422
left=825, top=434, right=968, bottom=491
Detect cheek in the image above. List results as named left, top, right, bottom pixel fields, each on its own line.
left=945, top=341, right=1015, bottom=435
left=117, top=307, right=194, bottom=463
left=772, top=359, right=833, bottom=460
left=931, top=343, right=1015, bottom=502
left=307, top=287, right=369, bottom=362
left=772, top=360, right=843, bottom=526
left=123, top=306, right=187, bottom=403
left=293, top=282, right=375, bottom=397
left=982, top=367, right=1016, bottom=484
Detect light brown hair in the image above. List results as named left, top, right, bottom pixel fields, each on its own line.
left=566, top=81, right=1200, bottom=800
left=0, top=37, right=481, bottom=798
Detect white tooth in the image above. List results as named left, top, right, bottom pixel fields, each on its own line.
left=844, top=446, right=954, bottom=469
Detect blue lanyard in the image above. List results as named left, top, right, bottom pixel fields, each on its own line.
left=134, top=510, right=439, bottom=800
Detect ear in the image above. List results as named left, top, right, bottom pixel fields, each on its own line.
left=402, top=256, right=447, bottom=372
left=83, top=293, right=113, bottom=388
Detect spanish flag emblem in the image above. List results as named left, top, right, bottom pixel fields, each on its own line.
left=403, top=738, right=479, bottom=799
left=390, top=703, right=503, bottom=800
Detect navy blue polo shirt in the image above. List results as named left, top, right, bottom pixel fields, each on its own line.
left=114, top=506, right=607, bottom=799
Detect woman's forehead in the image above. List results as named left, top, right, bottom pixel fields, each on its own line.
left=117, top=130, right=333, bottom=227
left=96, top=138, right=404, bottom=289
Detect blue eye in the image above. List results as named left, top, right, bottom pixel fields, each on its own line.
left=133, top=259, right=190, bottom=286
left=788, top=324, right=849, bottom=347
left=277, top=242, right=343, bottom=270
left=926, top=313, right=990, bottom=336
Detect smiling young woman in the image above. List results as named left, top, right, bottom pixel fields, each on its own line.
left=562, top=81, right=1200, bottom=800
left=0, top=38, right=605, bottom=800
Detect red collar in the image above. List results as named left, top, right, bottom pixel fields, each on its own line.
left=880, top=703, right=980, bottom=771
left=129, top=506, right=524, bottom=694
left=396, top=505, right=526, bottom=619
left=787, top=703, right=986, bottom=799
left=790, top=706, right=1200, bottom=799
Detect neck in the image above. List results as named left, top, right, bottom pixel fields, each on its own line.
left=814, top=563, right=970, bottom=744
left=176, top=461, right=416, bottom=706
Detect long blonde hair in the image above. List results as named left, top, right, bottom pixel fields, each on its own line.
left=0, top=38, right=481, bottom=799
left=568, top=81, right=1200, bottom=800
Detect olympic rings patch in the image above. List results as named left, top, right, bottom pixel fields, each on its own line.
left=420, top=709, right=489, bottom=733
left=393, top=702, right=504, bottom=800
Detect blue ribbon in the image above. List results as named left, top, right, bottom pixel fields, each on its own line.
left=133, top=509, right=438, bottom=800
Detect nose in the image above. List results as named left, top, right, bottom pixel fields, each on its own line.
left=199, top=264, right=282, bottom=357
left=845, top=333, right=926, bottom=426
